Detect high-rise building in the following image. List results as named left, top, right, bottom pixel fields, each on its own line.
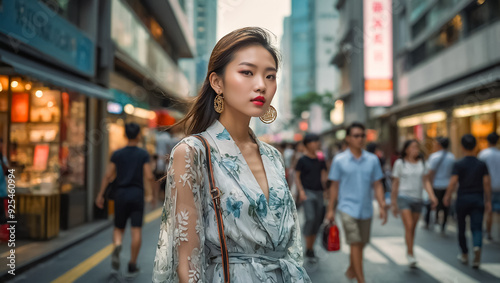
left=276, top=17, right=294, bottom=126
left=314, top=0, right=339, bottom=95
left=330, top=0, right=369, bottom=126
left=180, top=0, right=218, bottom=96
left=291, top=0, right=315, bottom=99
left=289, top=0, right=339, bottom=133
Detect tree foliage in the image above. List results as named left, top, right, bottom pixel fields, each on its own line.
left=292, top=92, right=335, bottom=121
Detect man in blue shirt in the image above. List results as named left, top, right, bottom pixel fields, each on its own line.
left=325, top=122, right=387, bottom=283
left=478, top=132, right=500, bottom=240
left=425, top=137, right=455, bottom=233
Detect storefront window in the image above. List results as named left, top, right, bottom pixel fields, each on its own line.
left=397, top=111, right=447, bottom=156
left=465, top=0, right=500, bottom=34
left=8, top=78, right=61, bottom=194
left=497, top=112, right=500, bottom=134
left=0, top=76, right=8, bottom=155
left=471, top=113, right=494, bottom=151
left=452, top=98, right=500, bottom=157
left=60, top=92, right=87, bottom=192
left=6, top=76, right=87, bottom=195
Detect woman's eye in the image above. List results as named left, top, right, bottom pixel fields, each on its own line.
left=267, top=74, right=276, bottom=80
left=241, top=71, right=252, bottom=76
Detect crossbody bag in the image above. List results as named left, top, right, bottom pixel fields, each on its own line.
left=192, top=135, right=230, bottom=283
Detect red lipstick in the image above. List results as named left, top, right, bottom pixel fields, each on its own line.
left=251, top=96, right=266, bottom=106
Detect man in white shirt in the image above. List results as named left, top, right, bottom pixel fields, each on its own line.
left=478, top=132, right=500, bottom=240
left=425, top=137, right=455, bottom=233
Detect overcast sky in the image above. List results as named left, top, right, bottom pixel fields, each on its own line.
left=216, top=0, right=291, bottom=48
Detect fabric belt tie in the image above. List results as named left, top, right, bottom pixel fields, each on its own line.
left=210, top=252, right=289, bottom=282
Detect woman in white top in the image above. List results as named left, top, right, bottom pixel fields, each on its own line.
left=391, top=140, right=437, bottom=267
left=152, top=27, right=310, bottom=283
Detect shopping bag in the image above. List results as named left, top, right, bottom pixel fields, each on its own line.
left=322, top=221, right=341, bottom=252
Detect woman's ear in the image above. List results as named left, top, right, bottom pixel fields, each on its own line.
left=209, top=72, right=223, bottom=95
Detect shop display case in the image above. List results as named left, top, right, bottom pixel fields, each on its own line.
left=5, top=77, right=88, bottom=239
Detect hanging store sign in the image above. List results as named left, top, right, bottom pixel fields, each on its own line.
left=363, top=0, right=393, bottom=107
left=0, top=0, right=95, bottom=76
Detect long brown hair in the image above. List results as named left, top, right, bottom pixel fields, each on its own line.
left=175, top=27, right=280, bottom=135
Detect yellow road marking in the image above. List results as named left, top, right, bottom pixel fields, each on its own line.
left=51, top=207, right=163, bottom=283
left=145, top=207, right=163, bottom=224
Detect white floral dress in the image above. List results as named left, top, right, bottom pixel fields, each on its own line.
left=152, top=120, right=310, bottom=283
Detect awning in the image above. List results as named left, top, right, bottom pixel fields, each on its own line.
left=110, top=88, right=149, bottom=109
left=0, top=49, right=113, bottom=100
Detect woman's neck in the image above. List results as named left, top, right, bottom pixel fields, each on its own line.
left=405, top=156, right=418, bottom=163
left=218, top=107, right=253, bottom=144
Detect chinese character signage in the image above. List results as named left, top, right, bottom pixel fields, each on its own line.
left=364, top=0, right=393, bottom=107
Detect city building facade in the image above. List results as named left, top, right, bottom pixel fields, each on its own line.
left=0, top=0, right=194, bottom=240
left=380, top=0, right=500, bottom=158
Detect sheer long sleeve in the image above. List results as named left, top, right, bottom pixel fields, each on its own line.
left=153, top=140, right=206, bottom=283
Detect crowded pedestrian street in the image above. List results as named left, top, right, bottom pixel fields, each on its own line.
left=2, top=203, right=499, bottom=283
left=1, top=0, right=500, bottom=282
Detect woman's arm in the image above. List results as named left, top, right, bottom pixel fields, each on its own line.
left=423, top=174, right=438, bottom=208
left=153, top=140, right=206, bottom=283
left=391, top=178, right=400, bottom=217
left=95, top=162, right=116, bottom=209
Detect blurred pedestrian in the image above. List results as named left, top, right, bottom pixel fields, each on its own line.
left=367, top=143, right=389, bottom=195
left=424, top=137, right=455, bottom=233
left=478, top=132, right=500, bottom=240
left=391, top=140, right=437, bottom=267
left=290, top=141, right=305, bottom=205
left=325, top=122, right=387, bottom=283
left=95, top=123, right=155, bottom=277
left=155, top=128, right=179, bottom=202
left=152, top=27, right=311, bottom=283
left=295, top=133, right=328, bottom=263
left=337, top=139, right=348, bottom=153
left=444, top=134, right=491, bottom=268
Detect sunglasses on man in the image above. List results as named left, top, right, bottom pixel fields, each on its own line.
left=350, top=134, right=366, bottom=139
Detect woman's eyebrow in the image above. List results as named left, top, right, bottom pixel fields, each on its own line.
left=238, top=62, right=277, bottom=72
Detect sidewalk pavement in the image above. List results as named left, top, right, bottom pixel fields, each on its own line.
left=0, top=202, right=159, bottom=281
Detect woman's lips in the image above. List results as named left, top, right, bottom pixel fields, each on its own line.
left=251, top=96, right=266, bottom=106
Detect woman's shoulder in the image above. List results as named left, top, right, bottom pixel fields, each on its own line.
left=393, top=158, right=403, bottom=166
left=171, top=135, right=206, bottom=157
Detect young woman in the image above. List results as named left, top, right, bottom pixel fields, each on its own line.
left=152, top=27, right=311, bottom=283
left=391, top=140, right=437, bottom=267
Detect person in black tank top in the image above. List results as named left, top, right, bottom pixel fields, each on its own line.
left=95, top=123, right=155, bottom=277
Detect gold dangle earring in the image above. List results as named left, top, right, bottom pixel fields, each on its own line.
left=214, top=92, right=224, bottom=113
left=259, top=105, right=277, bottom=124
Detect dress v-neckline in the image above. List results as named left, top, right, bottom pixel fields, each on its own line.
left=234, top=135, right=271, bottom=204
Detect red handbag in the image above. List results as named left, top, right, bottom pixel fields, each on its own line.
left=322, top=221, right=341, bottom=252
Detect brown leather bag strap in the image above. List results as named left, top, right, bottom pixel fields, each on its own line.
left=192, top=135, right=230, bottom=283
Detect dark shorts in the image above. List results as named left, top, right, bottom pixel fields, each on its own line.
left=397, top=196, right=423, bottom=213
left=302, top=189, right=325, bottom=236
left=114, top=188, right=144, bottom=229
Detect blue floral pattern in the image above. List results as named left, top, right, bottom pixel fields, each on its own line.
left=226, top=196, right=243, bottom=218
left=153, top=120, right=310, bottom=283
